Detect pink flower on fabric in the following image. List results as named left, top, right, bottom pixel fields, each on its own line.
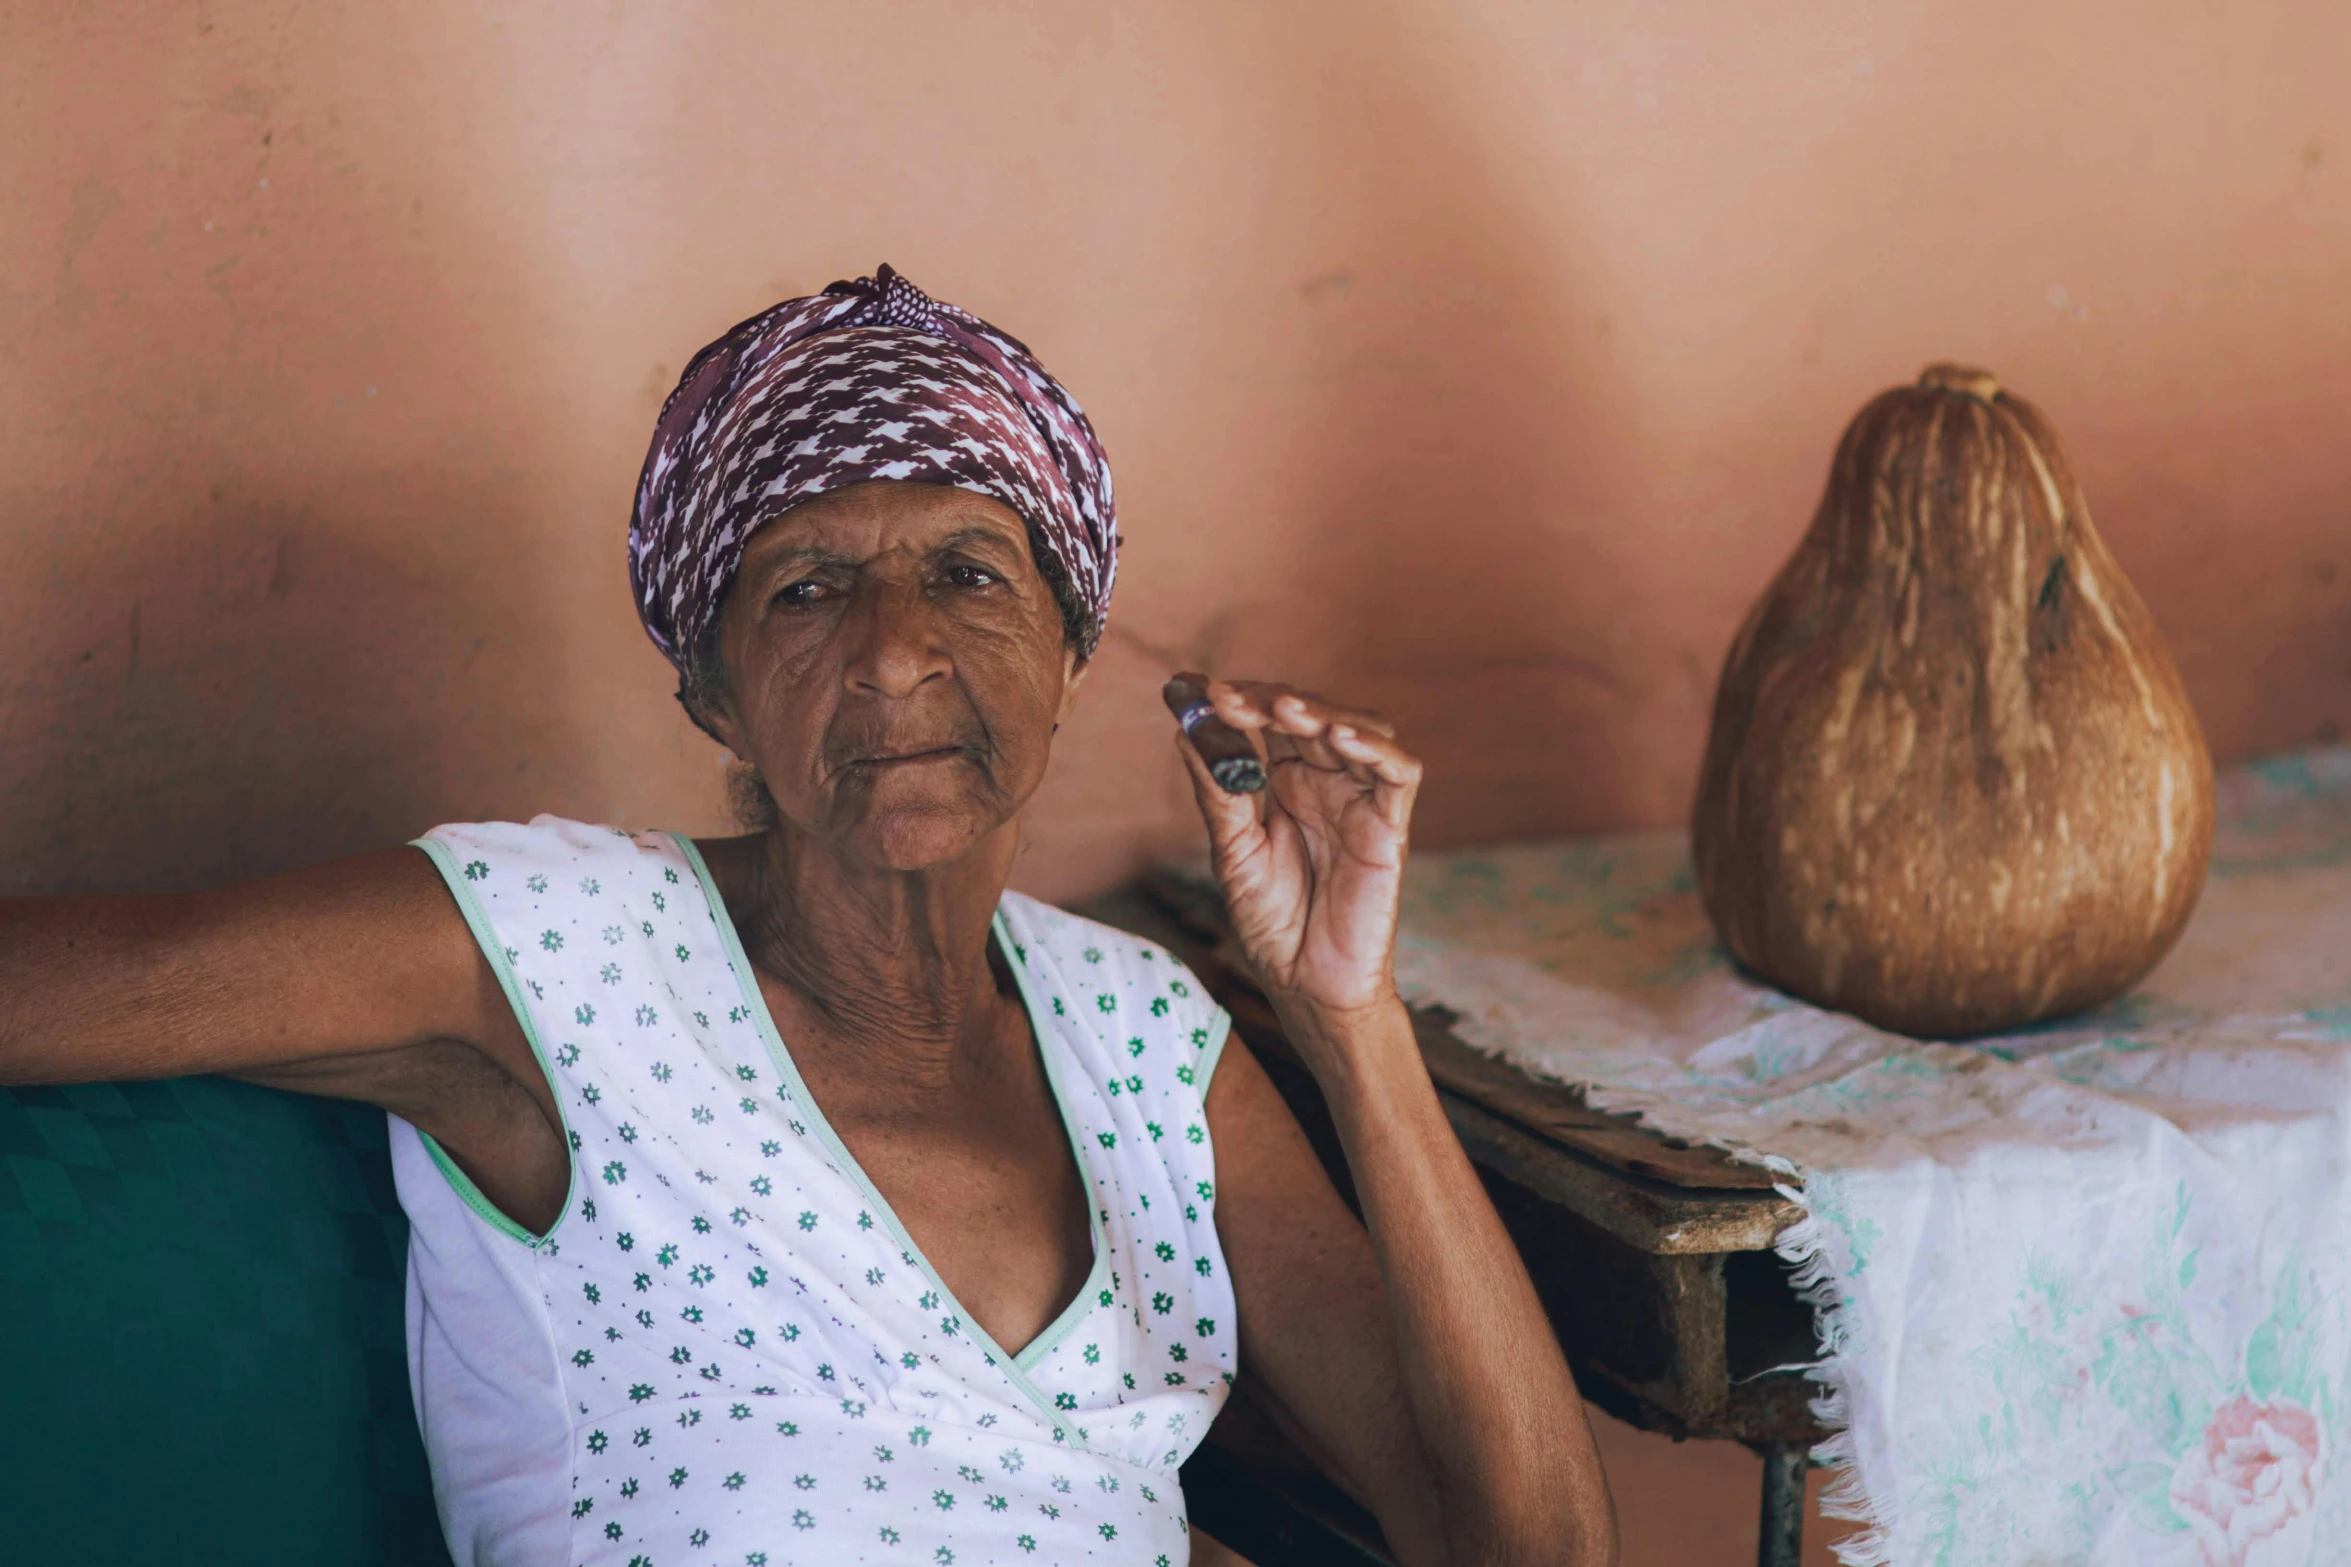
left=2168, top=1395, right=2324, bottom=1566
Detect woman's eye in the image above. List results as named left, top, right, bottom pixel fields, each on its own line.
left=775, top=580, right=827, bottom=608
left=944, top=565, right=997, bottom=589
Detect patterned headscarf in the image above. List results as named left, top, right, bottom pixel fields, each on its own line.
left=628, top=266, right=1118, bottom=676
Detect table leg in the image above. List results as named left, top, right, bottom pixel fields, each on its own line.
left=1756, top=1443, right=1807, bottom=1567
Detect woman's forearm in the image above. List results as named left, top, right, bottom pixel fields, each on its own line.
left=0, top=850, right=492, bottom=1086
left=1284, top=995, right=1617, bottom=1566
left=1167, top=673, right=1613, bottom=1559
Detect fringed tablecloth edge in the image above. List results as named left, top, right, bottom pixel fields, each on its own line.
left=1453, top=1032, right=1896, bottom=1567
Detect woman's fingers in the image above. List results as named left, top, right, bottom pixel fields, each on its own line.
left=1204, top=679, right=1397, bottom=741
left=1174, top=731, right=1263, bottom=854
left=1178, top=675, right=1420, bottom=831
left=1326, top=721, right=1424, bottom=830
left=1325, top=721, right=1422, bottom=791
left=1201, top=680, right=1392, bottom=782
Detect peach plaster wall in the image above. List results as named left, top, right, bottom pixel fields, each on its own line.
left=5, top=3, right=2346, bottom=1560
left=7, top=0, right=2346, bottom=905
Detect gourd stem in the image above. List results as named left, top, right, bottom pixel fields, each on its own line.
left=1918, top=363, right=2000, bottom=401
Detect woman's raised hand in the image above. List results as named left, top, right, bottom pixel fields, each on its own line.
left=1174, top=680, right=1615, bottom=1567
left=1172, top=675, right=1422, bottom=1044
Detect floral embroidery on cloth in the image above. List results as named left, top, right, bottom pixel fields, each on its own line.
left=395, top=817, right=1232, bottom=1566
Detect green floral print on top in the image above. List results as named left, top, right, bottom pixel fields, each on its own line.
left=396, top=817, right=1235, bottom=1566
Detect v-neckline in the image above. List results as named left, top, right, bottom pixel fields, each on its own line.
left=667, top=834, right=1110, bottom=1434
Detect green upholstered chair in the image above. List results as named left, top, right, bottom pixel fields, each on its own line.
left=0, top=1078, right=452, bottom=1565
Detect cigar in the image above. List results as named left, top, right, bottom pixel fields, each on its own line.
left=1163, top=675, right=1268, bottom=794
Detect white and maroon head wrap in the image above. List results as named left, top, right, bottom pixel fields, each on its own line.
left=628, top=266, right=1118, bottom=675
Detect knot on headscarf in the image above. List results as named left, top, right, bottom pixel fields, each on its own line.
left=628, top=264, right=1118, bottom=676
left=864, top=266, right=954, bottom=332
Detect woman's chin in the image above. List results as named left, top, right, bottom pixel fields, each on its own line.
left=844, top=799, right=1006, bottom=873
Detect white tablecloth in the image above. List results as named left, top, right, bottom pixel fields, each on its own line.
left=1387, top=749, right=2351, bottom=1567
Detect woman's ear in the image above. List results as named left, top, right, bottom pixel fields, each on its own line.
left=1055, top=650, right=1090, bottom=729
left=676, top=687, right=743, bottom=754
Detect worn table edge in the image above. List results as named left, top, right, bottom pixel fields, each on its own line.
left=1093, top=876, right=1807, bottom=1256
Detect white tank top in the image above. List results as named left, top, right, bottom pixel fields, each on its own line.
left=393, top=818, right=1235, bottom=1566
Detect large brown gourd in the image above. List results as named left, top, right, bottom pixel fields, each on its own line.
left=1692, top=365, right=2214, bottom=1038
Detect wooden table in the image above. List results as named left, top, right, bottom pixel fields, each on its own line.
left=1100, top=874, right=1824, bottom=1567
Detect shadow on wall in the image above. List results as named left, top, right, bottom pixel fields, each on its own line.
left=2, top=479, right=588, bottom=897
left=1088, top=3, right=1650, bottom=873
left=1, top=24, right=595, bottom=898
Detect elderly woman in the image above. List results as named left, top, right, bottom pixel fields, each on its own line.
left=0, top=269, right=1614, bottom=1566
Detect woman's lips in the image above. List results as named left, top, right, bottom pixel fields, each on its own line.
left=853, top=746, right=966, bottom=768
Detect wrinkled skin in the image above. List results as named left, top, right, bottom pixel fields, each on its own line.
left=691, top=480, right=1083, bottom=874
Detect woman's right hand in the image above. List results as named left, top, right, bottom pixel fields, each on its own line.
left=1172, top=675, right=1423, bottom=1063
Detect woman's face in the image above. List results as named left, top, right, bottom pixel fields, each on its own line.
left=701, top=481, right=1083, bottom=872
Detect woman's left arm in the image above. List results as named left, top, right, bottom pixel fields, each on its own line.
left=1179, top=677, right=1617, bottom=1567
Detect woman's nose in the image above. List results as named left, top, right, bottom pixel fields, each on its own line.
left=841, top=578, right=951, bottom=697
